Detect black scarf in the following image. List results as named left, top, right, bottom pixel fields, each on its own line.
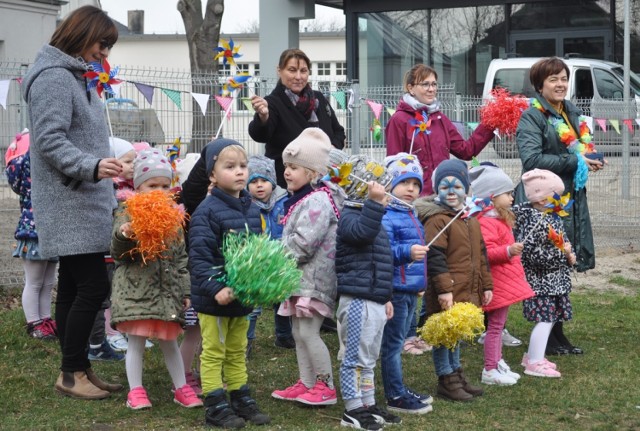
left=283, top=183, right=314, bottom=215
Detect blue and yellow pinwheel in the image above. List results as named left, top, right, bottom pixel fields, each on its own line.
left=214, top=38, right=242, bottom=66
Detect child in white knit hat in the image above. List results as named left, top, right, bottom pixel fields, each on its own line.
left=513, top=168, right=576, bottom=379
left=469, top=164, right=534, bottom=386
left=272, top=127, right=345, bottom=406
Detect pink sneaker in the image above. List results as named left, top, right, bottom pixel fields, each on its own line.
left=185, top=372, right=202, bottom=396
left=174, top=384, right=203, bottom=408
left=127, top=386, right=152, bottom=410
left=413, top=338, right=433, bottom=352
left=403, top=339, right=424, bottom=355
left=296, top=381, right=337, bottom=406
left=521, top=353, right=557, bottom=370
left=272, top=380, right=309, bottom=400
left=523, top=358, right=561, bottom=378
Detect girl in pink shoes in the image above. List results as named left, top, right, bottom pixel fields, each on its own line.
left=469, top=164, right=535, bottom=385
left=272, top=128, right=344, bottom=406
left=110, top=149, right=202, bottom=409
left=513, top=169, right=576, bottom=378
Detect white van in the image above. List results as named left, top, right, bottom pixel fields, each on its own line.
left=482, top=57, right=640, bottom=157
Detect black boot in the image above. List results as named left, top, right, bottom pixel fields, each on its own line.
left=229, top=384, right=271, bottom=425
left=204, top=389, right=246, bottom=429
left=546, top=324, right=570, bottom=355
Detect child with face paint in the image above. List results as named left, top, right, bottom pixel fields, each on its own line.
left=414, top=159, right=494, bottom=402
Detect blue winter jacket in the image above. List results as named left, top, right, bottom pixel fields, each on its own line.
left=336, top=200, right=393, bottom=304
left=253, top=186, right=288, bottom=240
left=189, top=188, right=261, bottom=317
left=382, top=204, right=427, bottom=294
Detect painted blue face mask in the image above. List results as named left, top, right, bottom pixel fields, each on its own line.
left=437, top=177, right=466, bottom=209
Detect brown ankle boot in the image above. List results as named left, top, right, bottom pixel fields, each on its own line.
left=437, top=373, right=473, bottom=402
left=86, top=368, right=123, bottom=393
left=55, top=371, right=110, bottom=400
left=455, top=367, right=484, bottom=397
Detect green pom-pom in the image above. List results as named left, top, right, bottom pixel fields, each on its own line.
left=221, top=229, right=302, bottom=307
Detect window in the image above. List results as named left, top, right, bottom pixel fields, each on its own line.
left=316, top=62, right=331, bottom=76
left=219, top=63, right=231, bottom=74
left=236, top=63, right=250, bottom=74
left=253, top=64, right=260, bottom=76
left=493, top=69, right=536, bottom=97
left=336, top=62, right=347, bottom=76
left=594, top=68, right=624, bottom=99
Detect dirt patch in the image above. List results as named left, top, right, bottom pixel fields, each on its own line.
left=572, top=249, right=640, bottom=295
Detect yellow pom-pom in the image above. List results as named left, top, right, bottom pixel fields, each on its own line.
left=418, top=302, right=485, bottom=351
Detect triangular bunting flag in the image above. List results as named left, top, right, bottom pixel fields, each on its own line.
left=623, top=119, right=634, bottom=133
left=110, top=82, right=123, bottom=98
left=467, top=122, right=479, bottom=131
left=191, top=92, right=210, bottom=116
left=386, top=107, right=396, bottom=117
left=215, top=95, right=233, bottom=119
left=134, top=82, right=155, bottom=105
left=583, top=115, right=593, bottom=133
left=609, top=119, right=620, bottom=134
left=365, top=99, right=383, bottom=119
left=162, top=88, right=182, bottom=110
left=241, top=97, right=255, bottom=113
left=595, top=118, right=607, bottom=131
left=15, top=78, right=23, bottom=85
left=331, top=91, right=346, bottom=109
left=0, top=80, right=10, bottom=110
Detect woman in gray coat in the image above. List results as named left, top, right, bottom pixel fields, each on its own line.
left=22, top=6, right=123, bottom=400
left=515, top=57, right=604, bottom=356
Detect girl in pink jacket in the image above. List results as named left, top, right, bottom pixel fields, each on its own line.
left=470, top=164, right=534, bottom=386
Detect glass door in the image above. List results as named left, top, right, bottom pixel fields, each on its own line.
left=510, top=29, right=610, bottom=59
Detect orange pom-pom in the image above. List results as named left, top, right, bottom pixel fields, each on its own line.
left=124, top=190, right=186, bottom=262
left=480, top=87, right=530, bottom=136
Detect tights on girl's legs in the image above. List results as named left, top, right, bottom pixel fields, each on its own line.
left=126, top=334, right=187, bottom=390
left=21, top=259, right=57, bottom=323
left=527, top=321, right=554, bottom=363
left=292, top=314, right=334, bottom=389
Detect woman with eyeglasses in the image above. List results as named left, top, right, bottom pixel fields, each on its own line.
left=22, top=5, right=123, bottom=400
left=386, top=64, right=495, bottom=196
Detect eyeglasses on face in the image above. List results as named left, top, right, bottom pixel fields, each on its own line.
left=99, top=40, right=114, bottom=51
left=414, top=81, right=438, bottom=89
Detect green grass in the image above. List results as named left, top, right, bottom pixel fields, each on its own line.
left=1, top=292, right=640, bottom=430
left=609, top=275, right=640, bottom=289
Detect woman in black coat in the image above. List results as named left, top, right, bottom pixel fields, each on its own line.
left=249, top=48, right=345, bottom=188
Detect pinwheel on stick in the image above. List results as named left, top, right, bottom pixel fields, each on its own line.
left=83, top=58, right=121, bottom=136
left=522, top=192, right=574, bottom=243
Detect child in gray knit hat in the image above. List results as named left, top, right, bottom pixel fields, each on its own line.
left=245, top=155, right=294, bottom=353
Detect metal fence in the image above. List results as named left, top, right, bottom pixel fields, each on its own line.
left=1, top=62, right=639, bottom=287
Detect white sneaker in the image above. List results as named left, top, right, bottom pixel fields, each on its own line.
left=477, top=332, right=487, bottom=344
left=481, top=368, right=518, bottom=386
left=498, top=359, right=521, bottom=381
left=107, top=334, right=128, bottom=352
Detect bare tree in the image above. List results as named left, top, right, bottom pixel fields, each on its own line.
left=178, top=0, right=224, bottom=150
left=237, top=19, right=260, bottom=33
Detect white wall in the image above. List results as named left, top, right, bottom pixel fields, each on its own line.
left=108, top=32, right=345, bottom=72
left=0, top=0, right=61, bottom=61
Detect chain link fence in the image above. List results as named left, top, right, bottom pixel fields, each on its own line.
left=1, top=61, right=639, bottom=287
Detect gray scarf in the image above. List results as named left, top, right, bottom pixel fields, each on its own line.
left=402, top=93, right=441, bottom=114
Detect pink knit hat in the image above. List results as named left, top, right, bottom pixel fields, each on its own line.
left=522, top=169, right=565, bottom=202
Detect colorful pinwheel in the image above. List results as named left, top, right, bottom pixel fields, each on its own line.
left=220, top=74, right=251, bottom=96
left=463, top=196, right=493, bottom=218
left=83, top=59, right=120, bottom=98
left=323, top=163, right=353, bottom=188
left=214, top=38, right=242, bottom=66
left=166, top=138, right=180, bottom=187
left=410, top=110, right=432, bottom=136
left=547, top=225, right=565, bottom=250
left=544, top=192, right=574, bottom=218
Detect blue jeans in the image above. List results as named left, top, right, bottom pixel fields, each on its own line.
left=405, top=296, right=427, bottom=339
left=432, top=344, right=461, bottom=376
left=246, top=307, right=262, bottom=341
left=380, top=292, right=417, bottom=400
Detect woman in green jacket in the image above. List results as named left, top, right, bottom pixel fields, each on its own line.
left=515, top=57, right=604, bottom=355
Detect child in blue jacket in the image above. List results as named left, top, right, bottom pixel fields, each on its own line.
left=380, top=153, right=432, bottom=414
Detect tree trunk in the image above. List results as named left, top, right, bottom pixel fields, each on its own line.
left=178, top=0, right=224, bottom=152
